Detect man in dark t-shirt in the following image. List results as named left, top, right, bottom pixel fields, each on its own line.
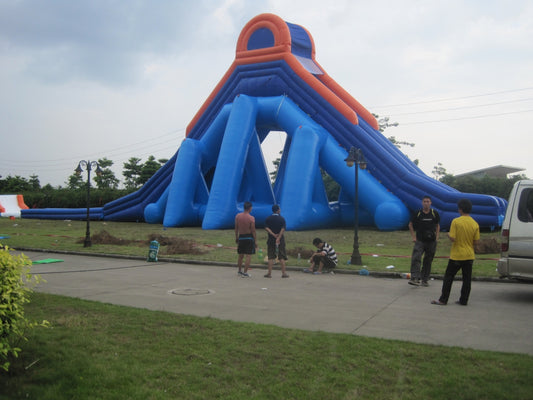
left=408, top=196, right=440, bottom=286
left=264, top=204, right=289, bottom=278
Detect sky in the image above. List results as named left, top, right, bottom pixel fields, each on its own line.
left=1, top=0, right=532, bottom=188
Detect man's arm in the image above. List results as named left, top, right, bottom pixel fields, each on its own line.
left=276, top=228, right=285, bottom=244
left=408, top=221, right=416, bottom=242
left=251, top=221, right=257, bottom=247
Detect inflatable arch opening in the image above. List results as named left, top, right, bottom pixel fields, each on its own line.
left=144, top=94, right=409, bottom=230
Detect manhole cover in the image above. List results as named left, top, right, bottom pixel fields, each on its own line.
left=169, top=288, right=213, bottom=296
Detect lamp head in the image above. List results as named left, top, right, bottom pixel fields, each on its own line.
left=344, top=147, right=367, bottom=169
left=95, top=165, right=104, bottom=177
left=344, top=147, right=357, bottom=167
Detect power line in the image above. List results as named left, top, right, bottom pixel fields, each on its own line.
left=0, top=128, right=184, bottom=164
left=401, top=108, right=533, bottom=125
left=388, top=97, right=533, bottom=116
left=371, top=87, right=533, bottom=109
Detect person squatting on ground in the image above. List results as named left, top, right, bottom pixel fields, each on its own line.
left=304, top=238, right=338, bottom=274
left=234, top=201, right=257, bottom=277
left=432, top=198, right=480, bottom=306
left=264, top=204, right=289, bottom=278
left=408, top=196, right=440, bottom=287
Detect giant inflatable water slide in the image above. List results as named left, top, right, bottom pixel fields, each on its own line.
left=23, top=13, right=506, bottom=231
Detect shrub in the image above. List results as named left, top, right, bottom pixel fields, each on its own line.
left=0, top=246, right=49, bottom=371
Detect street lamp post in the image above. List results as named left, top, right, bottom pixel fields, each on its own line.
left=344, top=147, right=367, bottom=266
left=75, top=160, right=103, bottom=247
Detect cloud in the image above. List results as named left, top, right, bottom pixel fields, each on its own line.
left=0, top=0, right=532, bottom=187
left=0, top=1, right=209, bottom=86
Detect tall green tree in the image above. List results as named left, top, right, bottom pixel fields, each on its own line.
left=28, top=174, right=40, bottom=190
left=123, top=157, right=142, bottom=189
left=94, top=157, right=119, bottom=190
left=432, top=162, right=447, bottom=181
left=138, top=156, right=161, bottom=185
left=66, top=170, right=85, bottom=190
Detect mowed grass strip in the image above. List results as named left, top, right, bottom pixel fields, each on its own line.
left=3, top=292, right=533, bottom=400
left=0, top=219, right=502, bottom=277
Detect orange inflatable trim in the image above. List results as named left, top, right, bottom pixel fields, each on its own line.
left=186, top=13, right=378, bottom=135
left=17, top=194, right=29, bottom=210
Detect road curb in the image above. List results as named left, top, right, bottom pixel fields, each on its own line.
left=16, top=246, right=513, bottom=283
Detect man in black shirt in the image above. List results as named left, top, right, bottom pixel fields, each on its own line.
left=264, top=204, right=289, bottom=278
left=408, top=196, right=440, bottom=286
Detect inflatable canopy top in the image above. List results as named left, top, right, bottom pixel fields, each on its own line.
left=186, top=13, right=379, bottom=136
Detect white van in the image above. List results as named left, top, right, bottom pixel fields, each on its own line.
left=498, top=180, right=533, bottom=281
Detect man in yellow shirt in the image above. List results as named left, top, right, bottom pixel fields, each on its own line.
left=432, top=199, right=480, bottom=306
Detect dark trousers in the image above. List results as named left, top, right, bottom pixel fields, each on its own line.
left=410, top=240, right=437, bottom=282
left=313, top=255, right=336, bottom=271
left=439, top=259, right=474, bottom=305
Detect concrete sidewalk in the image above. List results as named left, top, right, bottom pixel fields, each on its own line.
left=25, top=251, right=533, bottom=355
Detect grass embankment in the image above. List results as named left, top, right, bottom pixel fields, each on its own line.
left=0, top=218, right=501, bottom=277
left=1, top=219, right=530, bottom=399
left=3, top=292, right=533, bottom=400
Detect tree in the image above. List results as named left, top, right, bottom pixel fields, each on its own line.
left=374, top=115, right=399, bottom=133
left=28, top=175, right=40, bottom=190
left=139, top=156, right=161, bottom=185
left=387, top=135, right=415, bottom=150
left=269, top=151, right=283, bottom=184
left=432, top=162, right=447, bottom=181
left=440, top=173, right=527, bottom=199
left=0, top=175, right=31, bottom=193
left=123, top=157, right=142, bottom=189
left=66, top=171, right=85, bottom=190
left=94, top=157, right=119, bottom=190
left=373, top=113, right=418, bottom=164
left=322, top=170, right=340, bottom=201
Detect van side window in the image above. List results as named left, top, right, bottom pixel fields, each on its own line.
left=518, top=189, right=533, bottom=222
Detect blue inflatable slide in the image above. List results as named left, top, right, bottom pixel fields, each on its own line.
left=23, top=13, right=506, bottom=231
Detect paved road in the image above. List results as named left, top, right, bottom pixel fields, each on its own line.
left=25, top=251, right=533, bottom=355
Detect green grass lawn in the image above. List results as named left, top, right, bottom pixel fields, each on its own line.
left=2, top=219, right=531, bottom=399
left=3, top=292, right=533, bottom=400
left=0, top=218, right=501, bottom=277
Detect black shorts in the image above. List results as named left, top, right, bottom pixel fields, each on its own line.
left=237, top=235, right=255, bottom=255
left=267, top=241, right=287, bottom=260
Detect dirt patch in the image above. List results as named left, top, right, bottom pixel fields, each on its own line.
left=475, top=237, right=500, bottom=254
left=83, top=230, right=136, bottom=245
left=78, top=230, right=207, bottom=255
left=286, top=246, right=314, bottom=259
left=148, top=234, right=207, bottom=255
